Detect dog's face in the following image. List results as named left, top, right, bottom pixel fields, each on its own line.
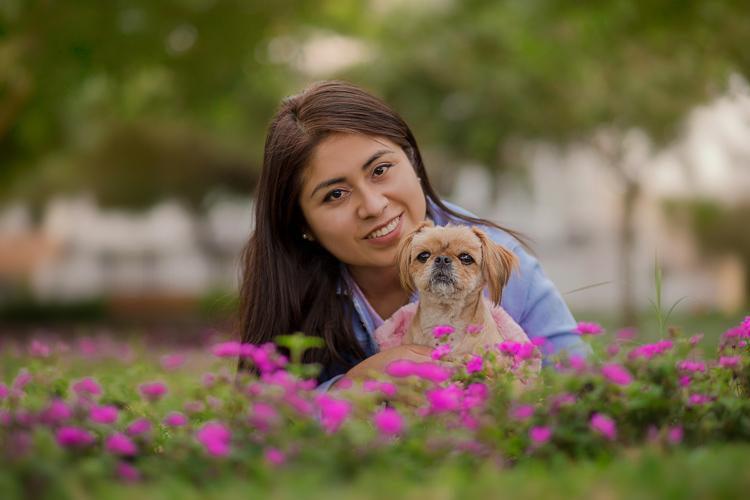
left=396, top=222, right=518, bottom=305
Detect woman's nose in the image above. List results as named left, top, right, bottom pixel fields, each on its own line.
left=356, top=186, right=389, bottom=219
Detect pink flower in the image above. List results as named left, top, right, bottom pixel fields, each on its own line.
left=385, top=360, right=452, bottom=383
left=160, top=353, right=186, bottom=371
left=316, top=394, right=352, bottom=433
left=56, top=426, right=95, bottom=447
left=426, top=384, right=463, bottom=413
left=689, top=333, right=704, bottom=346
left=431, top=344, right=452, bottom=360
left=678, top=375, right=691, bottom=387
left=373, top=408, right=404, bottom=436
left=90, top=405, right=119, bottom=424
left=616, top=327, right=637, bottom=341
left=12, top=368, right=32, bottom=391
left=248, top=402, right=279, bottom=431
left=529, top=426, right=552, bottom=444
left=601, top=363, right=633, bottom=386
left=72, top=377, right=102, bottom=398
left=211, top=341, right=242, bottom=358
left=184, top=400, right=206, bottom=414
left=139, top=381, right=168, bottom=402
left=550, top=393, right=577, bottom=411
left=163, top=411, right=188, bottom=427
left=29, top=339, right=52, bottom=358
left=568, top=355, right=587, bottom=371
left=463, top=383, right=489, bottom=409
left=264, top=447, right=286, bottom=466
left=116, top=462, right=140, bottom=482
left=510, top=405, right=534, bottom=421
left=677, top=360, right=706, bottom=373
left=590, top=413, right=617, bottom=440
left=606, top=344, right=621, bottom=356
left=466, top=355, right=483, bottom=374
left=105, top=432, right=137, bottom=456
left=0, top=383, right=8, bottom=400
left=363, top=380, right=398, bottom=397
left=126, top=418, right=152, bottom=436
left=667, top=426, right=683, bottom=445
left=719, top=356, right=740, bottom=368
left=688, top=394, right=711, bottom=406
left=466, top=324, right=483, bottom=335
left=433, top=325, right=455, bottom=338
left=196, top=421, right=231, bottom=457
left=41, top=399, right=72, bottom=425
left=202, top=372, right=216, bottom=388
left=629, top=340, right=673, bottom=360
left=742, top=315, right=750, bottom=334
left=574, top=322, right=604, bottom=335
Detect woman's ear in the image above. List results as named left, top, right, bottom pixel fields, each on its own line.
left=396, top=220, right=433, bottom=293
left=472, top=227, right=518, bottom=305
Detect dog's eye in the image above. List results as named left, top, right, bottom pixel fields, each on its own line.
left=459, top=253, right=474, bottom=265
left=416, top=251, right=431, bottom=263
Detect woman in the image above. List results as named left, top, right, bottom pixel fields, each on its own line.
left=238, top=80, right=590, bottom=390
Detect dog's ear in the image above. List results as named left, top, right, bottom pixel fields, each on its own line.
left=396, top=220, right=433, bottom=293
left=472, top=227, right=518, bottom=305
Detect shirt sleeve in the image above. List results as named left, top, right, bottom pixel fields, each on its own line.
left=316, top=374, right=345, bottom=392
left=500, top=241, right=593, bottom=365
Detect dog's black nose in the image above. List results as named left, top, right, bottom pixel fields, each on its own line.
left=435, top=255, right=452, bottom=266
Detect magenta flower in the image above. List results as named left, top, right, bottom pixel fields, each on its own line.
left=590, top=413, right=617, bottom=441
left=56, top=426, right=95, bottom=448
left=601, top=363, right=633, bottom=386
left=90, top=405, right=118, bottom=424
left=29, top=339, right=52, bottom=358
left=667, top=426, right=683, bottom=445
left=373, top=407, right=404, bottom=436
left=163, top=411, right=188, bottom=427
left=688, top=394, right=711, bottom=406
left=12, top=369, right=32, bottom=391
left=550, top=393, right=577, bottom=411
left=530, top=426, right=552, bottom=444
left=568, top=355, right=587, bottom=371
left=316, top=394, right=352, bottom=433
left=385, top=360, right=452, bottom=383
left=363, top=380, right=398, bottom=397
left=264, top=447, right=286, bottom=466
left=431, top=344, right=452, bottom=360
left=677, top=360, right=706, bottom=373
left=433, top=325, right=455, bottom=338
left=105, top=432, right=137, bottom=456
left=742, top=315, right=750, bottom=334
left=629, top=340, right=673, bottom=360
left=139, top=381, right=168, bottom=402
left=126, top=418, right=152, bottom=436
left=689, top=333, right=704, bottom=346
left=466, top=355, right=483, bottom=374
left=0, top=383, right=7, bottom=399
left=510, top=405, right=535, bottom=421
left=679, top=375, right=691, bottom=387
left=463, top=382, right=489, bottom=410
left=719, top=356, right=740, bottom=368
left=116, top=462, right=141, bottom=482
left=466, top=324, right=483, bottom=335
left=184, top=400, right=206, bottom=414
left=160, top=353, right=186, bottom=371
left=426, top=384, right=463, bottom=413
left=196, top=421, right=232, bottom=457
left=248, top=402, right=279, bottom=432
left=211, top=341, right=242, bottom=358
left=615, top=327, right=637, bottom=341
left=72, top=377, right=102, bottom=398
left=41, top=399, right=72, bottom=425
left=574, top=321, right=604, bottom=335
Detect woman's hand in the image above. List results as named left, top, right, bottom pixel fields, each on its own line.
left=332, top=344, right=433, bottom=387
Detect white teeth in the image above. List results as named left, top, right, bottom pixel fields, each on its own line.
left=366, top=215, right=400, bottom=239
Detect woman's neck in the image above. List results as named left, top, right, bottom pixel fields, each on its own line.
left=347, top=265, right=410, bottom=319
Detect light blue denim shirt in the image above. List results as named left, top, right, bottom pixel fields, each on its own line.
left=317, top=197, right=591, bottom=390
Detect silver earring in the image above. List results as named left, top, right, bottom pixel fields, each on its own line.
left=302, top=233, right=313, bottom=241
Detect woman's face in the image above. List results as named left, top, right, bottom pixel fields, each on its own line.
left=298, top=132, right=427, bottom=272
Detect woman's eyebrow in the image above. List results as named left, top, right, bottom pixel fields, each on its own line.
left=309, top=149, right=393, bottom=199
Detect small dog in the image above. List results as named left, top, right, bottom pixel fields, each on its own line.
left=375, top=221, right=540, bottom=374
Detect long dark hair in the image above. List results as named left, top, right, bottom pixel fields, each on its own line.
left=238, top=80, right=527, bottom=375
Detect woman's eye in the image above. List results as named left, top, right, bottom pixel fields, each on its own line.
left=372, top=163, right=391, bottom=177
left=324, top=189, right=345, bottom=202
left=459, top=253, right=474, bottom=265
left=416, top=251, right=431, bottom=263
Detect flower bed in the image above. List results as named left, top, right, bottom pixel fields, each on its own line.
left=1, top=316, right=749, bottom=497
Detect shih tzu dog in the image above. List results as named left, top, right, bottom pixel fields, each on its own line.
left=374, top=221, right=541, bottom=375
